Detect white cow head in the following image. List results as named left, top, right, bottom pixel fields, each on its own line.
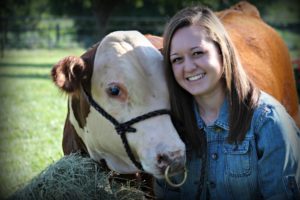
left=51, top=31, right=185, bottom=178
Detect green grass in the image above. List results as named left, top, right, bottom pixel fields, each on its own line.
left=0, top=48, right=85, bottom=198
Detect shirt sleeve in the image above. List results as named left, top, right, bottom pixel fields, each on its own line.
left=255, top=104, right=300, bottom=199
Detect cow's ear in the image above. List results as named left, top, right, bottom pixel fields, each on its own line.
left=145, top=34, right=163, bottom=53
left=51, top=56, right=86, bottom=93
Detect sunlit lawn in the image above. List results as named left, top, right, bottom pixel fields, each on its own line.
left=0, top=48, right=85, bottom=198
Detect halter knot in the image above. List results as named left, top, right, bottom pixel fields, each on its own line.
left=115, top=123, right=136, bottom=135
left=82, top=86, right=170, bottom=171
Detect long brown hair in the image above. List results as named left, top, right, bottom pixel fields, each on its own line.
left=163, top=6, right=259, bottom=155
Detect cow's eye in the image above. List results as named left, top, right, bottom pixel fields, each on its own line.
left=107, top=85, right=120, bottom=96
left=106, top=82, right=128, bottom=102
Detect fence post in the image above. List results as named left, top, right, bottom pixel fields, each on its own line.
left=0, top=18, right=5, bottom=58
left=56, top=23, right=60, bottom=47
left=48, top=24, right=51, bottom=49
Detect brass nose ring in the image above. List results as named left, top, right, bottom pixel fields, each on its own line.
left=164, top=165, right=187, bottom=187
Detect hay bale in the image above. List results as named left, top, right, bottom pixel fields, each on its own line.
left=8, top=153, right=145, bottom=200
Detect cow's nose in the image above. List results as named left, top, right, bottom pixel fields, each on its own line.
left=156, top=150, right=185, bottom=174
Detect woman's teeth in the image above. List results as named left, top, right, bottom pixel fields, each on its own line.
left=187, top=73, right=205, bottom=81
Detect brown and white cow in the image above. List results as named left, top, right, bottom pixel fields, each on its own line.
left=51, top=31, right=186, bottom=178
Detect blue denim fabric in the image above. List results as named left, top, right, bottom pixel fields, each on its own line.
left=154, top=91, right=300, bottom=200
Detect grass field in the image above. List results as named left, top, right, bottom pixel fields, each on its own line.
left=0, top=48, right=85, bottom=198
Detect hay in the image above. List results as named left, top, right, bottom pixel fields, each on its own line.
left=8, top=153, right=146, bottom=200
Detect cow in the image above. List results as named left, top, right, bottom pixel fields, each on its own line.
left=217, top=1, right=300, bottom=126
left=51, top=31, right=186, bottom=183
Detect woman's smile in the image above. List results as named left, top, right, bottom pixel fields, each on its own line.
left=186, top=72, right=206, bottom=81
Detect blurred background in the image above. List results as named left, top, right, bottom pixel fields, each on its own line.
left=0, top=0, right=299, bottom=199
left=1, top=0, right=299, bottom=53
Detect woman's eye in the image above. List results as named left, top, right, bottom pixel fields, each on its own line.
left=171, top=57, right=182, bottom=64
left=193, top=51, right=203, bottom=56
left=107, top=85, right=120, bottom=96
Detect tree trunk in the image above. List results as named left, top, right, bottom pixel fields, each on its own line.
left=92, top=0, right=123, bottom=38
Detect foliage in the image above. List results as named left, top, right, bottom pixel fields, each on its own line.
left=1, top=0, right=50, bottom=28
left=263, top=0, right=300, bottom=24
left=277, top=29, right=300, bottom=59
left=3, top=18, right=83, bottom=49
left=1, top=0, right=299, bottom=49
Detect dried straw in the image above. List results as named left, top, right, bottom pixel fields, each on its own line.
left=8, top=153, right=146, bottom=200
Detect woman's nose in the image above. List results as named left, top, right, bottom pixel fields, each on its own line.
left=184, top=57, right=197, bottom=72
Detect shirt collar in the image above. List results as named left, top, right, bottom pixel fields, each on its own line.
left=193, top=97, right=229, bottom=131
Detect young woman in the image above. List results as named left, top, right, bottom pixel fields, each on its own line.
left=154, top=5, right=300, bottom=200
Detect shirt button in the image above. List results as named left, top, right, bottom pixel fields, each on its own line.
left=214, top=127, right=222, bottom=133
left=211, top=153, right=218, bottom=160
left=287, top=176, right=297, bottom=189
left=207, top=181, right=216, bottom=188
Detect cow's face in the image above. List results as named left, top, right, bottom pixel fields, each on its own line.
left=52, top=31, right=185, bottom=178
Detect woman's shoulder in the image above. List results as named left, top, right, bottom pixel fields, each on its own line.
left=255, top=91, right=286, bottom=115
left=252, top=91, right=295, bottom=131
left=258, top=91, right=283, bottom=108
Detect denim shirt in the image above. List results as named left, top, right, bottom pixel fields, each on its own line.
left=154, top=92, right=300, bottom=200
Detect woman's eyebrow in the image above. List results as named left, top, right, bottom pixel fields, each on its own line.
left=170, top=52, right=179, bottom=56
left=191, top=46, right=201, bottom=50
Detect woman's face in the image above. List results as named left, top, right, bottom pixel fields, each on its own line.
left=170, top=25, right=224, bottom=98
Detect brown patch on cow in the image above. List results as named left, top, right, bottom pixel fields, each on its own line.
left=63, top=105, right=88, bottom=155
left=215, top=1, right=260, bottom=19
left=70, top=91, right=91, bottom=129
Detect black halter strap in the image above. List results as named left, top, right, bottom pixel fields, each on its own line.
left=82, top=87, right=171, bottom=171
